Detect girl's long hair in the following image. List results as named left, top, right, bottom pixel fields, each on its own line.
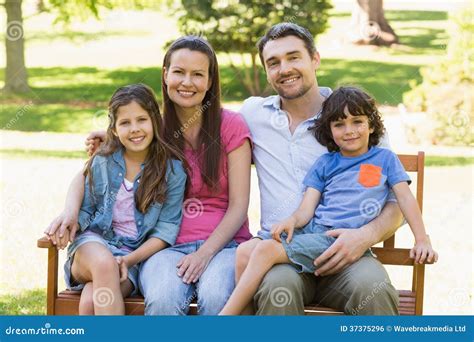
left=84, top=83, right=184, bottom=213
left=162, top=35, right=222, bottom=192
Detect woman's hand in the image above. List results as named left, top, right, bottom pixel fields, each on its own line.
left=176, top=251, right=213, bottom=284
left=44, top=210, right=79, bottom=247
left=85, top=131, right=106, bottom=156
left=271, top=217, right=296, bottom=243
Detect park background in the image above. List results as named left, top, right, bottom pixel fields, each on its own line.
left=0, top=0, right=472, bottom=315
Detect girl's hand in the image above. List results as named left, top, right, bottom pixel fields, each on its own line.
left=115, top=256, right=129, bottom=283
left=85, top=131, right=106, bottom=156
left=271, top=217, right=296, bottom=243
left=44, top=210, right=79, bottom=244
left=410, top=237, right=438, bottom=264
left=176, top=251, right=212, bottom=284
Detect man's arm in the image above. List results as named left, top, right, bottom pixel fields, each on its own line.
left=314, top=202, right=403, bottom=276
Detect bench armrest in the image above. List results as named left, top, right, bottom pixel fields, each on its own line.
left=37, top=236, right=54, bottom=248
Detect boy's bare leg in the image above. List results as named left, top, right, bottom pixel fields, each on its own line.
left=79, top=282, right=94, bottom=315
left=235, top=239, right=261, bottom=315
left=220, top=239, right=289, bottom=315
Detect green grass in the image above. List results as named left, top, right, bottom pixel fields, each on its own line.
left=425, top=156, right=474, bottom=167
left=0, top=289, right=46, bottom=315
left=0, top=60, right=423, bottom=132
left=0, top=9, right=449, bottom=133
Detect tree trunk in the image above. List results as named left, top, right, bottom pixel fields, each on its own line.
left=349, top=0, right=398, bottom=46
left=4, top=0, right=30, bottom=93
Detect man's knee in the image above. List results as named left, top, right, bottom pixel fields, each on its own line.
left=254, top=264, right=305, bottom=315
left=343, top=257, right=399, bottom=315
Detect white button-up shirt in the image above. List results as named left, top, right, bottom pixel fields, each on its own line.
left=240, top=87, right=391, bottom=236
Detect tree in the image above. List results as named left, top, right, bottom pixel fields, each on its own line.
left=173, top=0, right=332, bottom=96
left=349, top=0, right=398, bottom=46
left=3, top=0, right=29, bottom=93
left=2, top=0, right=160, bottom=93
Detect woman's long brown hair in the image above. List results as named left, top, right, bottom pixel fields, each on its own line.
left=84, top=83, right=184, bottom=213
left=162, top=36, right=222, bottom=192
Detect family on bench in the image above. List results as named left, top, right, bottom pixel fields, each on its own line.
left=43, top=23, right=437, bottom=316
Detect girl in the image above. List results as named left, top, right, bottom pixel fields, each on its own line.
left=61, top=84, right=187, bottom=315
left=47, top=36, right=252, bottom=315
left=219, top=86, right=438, bottom=315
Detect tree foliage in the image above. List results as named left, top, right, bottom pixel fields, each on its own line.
left=404, top=6, right=473, bottom=146
left=172, top=0, right=332, bottom=95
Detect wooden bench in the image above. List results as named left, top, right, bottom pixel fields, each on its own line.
left=38, top=152, right=432, bottom=315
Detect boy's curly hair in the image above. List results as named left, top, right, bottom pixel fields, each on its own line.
left=312, top=86, right=385, bottom=152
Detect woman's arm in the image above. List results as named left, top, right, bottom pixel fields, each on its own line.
left=176, top=140, right=252, bottom=284
left=45, top=170, right=86, bottom=248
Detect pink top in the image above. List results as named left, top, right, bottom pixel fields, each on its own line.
left=112, top=179, right=138, bottom=252
left=176, top=109, right=252, bottom=245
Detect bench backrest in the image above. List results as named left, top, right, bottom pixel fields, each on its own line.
left=371, top=152, right=426, bottom=315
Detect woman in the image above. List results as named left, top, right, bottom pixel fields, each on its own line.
left=45, top=36, right=252, bottom=315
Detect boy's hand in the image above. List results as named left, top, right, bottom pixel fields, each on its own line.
left=271, top=217, right=296, bottom=243
left=85, top=131, right=106, bottom=156
left=410, top=236, right=438, bottom=264
left=115, top=256, right=130, bottom=283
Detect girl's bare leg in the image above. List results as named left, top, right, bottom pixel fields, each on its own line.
left=220, top=239, right=289, bottom=315
left=71, top=242, right=125, bottom=315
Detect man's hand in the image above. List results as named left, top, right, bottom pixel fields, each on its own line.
left=314, top=228, right=373, bottom=276
left=85, top=131, right=106, bottom=156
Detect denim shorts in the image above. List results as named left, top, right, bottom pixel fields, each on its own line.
left=64, top=231, right=140, bottom=296
left=279, top=222, right=373, bottom=274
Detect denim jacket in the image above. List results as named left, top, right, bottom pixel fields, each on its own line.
left=77, top=149, right=187, bottom=250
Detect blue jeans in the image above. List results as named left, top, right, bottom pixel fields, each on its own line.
left=139, top=240, right=237, bottom=315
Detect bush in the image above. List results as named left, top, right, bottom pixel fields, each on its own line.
left=404, top=7, right=473, bottom=146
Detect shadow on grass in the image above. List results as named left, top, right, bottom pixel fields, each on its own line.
left=397, top=28, right=448, bottom=51
left=0, top=289, right=46, bottom=315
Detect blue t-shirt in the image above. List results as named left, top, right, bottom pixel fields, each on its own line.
left=303, top=147, right=410, bottom=229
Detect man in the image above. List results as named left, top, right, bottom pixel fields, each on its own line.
left=239, top=23, right=401, bottom=315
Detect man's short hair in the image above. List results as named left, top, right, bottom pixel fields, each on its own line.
left=257, top=22, right=316, bottom=68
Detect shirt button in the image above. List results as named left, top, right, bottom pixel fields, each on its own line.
left=137, top=179, right=140, bottom=183
left=138, top=221, right=142, bottom=226
left=118, top=173, right=123, bottom=177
